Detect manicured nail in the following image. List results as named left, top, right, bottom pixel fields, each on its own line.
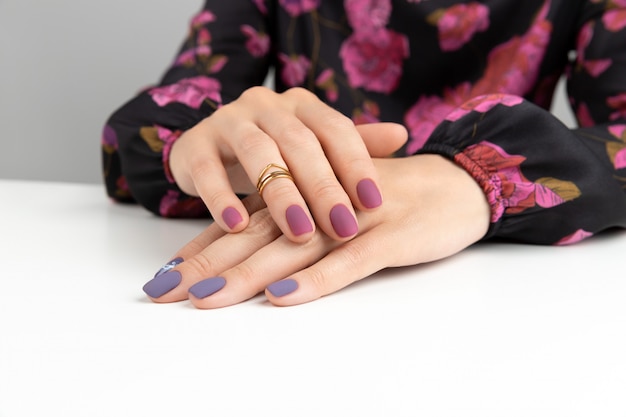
left=154, top=257, right=184, bottom=277
left=286, top=205, right=313, bottom=236
left=267, top=279, right=298, bottom=297
left=222, top=206, right=243, bottom=230
left=143, top=270, right=182, bottom=298
left=188, top=276, right=227, bottom=299
left=330, top=204, right=358, bottom=237
left=357, top=178, right=382, bottom=209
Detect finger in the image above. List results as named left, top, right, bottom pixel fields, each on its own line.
left=219, top=116, right=318, bottom=243
left=230, top=88, right=357, bottom=242
left=355, top=123, right=408, bottom=157
left=187, top=231, right=339, bottom=309
left=154, top=193, right=267, bottom=270
left=287, top=88, right=384, bottom=213
left=265, top=226, right=392, bottom=306
left=169, top=125, right=250, bottom=234
left=142, top=206, right=281, bottom=303
left=254, top=107, right=359, bottom=241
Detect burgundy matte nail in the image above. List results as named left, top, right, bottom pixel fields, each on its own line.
left=143, top=270, right=182, bottom=298
left=286, top=205, right=313, bottom=236
left=189, top=276, right=227, bottom=299
left=154, top=257, right=184, bottom=277
left=267, top=279, right=299, bottom=297
left=357, top=178, right=382, bottom=209
left=222, top=206, right=243, bottom=230
left=330, top=204, right=358, bottom=237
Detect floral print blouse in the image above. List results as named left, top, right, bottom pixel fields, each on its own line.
left=103, top=0, right=626, bottom=245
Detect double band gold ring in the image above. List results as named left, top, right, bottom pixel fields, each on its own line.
left=256, top=163, right=294, bottom=198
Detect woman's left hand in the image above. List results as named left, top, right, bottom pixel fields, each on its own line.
left=143, top=154, right=491, bottom=307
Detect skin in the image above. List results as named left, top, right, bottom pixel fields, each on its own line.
left=149, top=155, right=490, bottom=308
left=170, top=86, right=399, bottom=243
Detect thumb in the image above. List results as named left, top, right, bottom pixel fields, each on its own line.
left=355, top=122, right=408, bottom=157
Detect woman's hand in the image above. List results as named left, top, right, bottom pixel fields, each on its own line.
left=143, top=154, right=491, bottom=307
left=169, top=86, right=407, bottom=243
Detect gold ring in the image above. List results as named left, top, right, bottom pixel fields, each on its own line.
left=256, top=163, right=294, bottom=198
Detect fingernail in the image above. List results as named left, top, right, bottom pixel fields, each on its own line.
left=267, top=279, right=298, bottom=297
left=188, top=276, right=227, bottom=299
left=286, top=205, right=313, bottom=236
left=357, top=178, right=382, bottom=209
left=330, top=204, right=358, bottom=237
left=154, top=257, right=184, bottom=277
left=143, top=270, right=182, bottom=298
left=222, top=206, right=243, bottom=230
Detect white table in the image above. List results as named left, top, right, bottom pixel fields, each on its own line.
left=1, top=179, right=625, bottom=417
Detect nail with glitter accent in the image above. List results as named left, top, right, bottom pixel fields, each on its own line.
left=154, top=257, right=184, bottom=277
left=330, top=204, right=358, bottom=238
left=189, top=277, right=227, bottom=299
left=222, top=206, right=243, bottom=230
left=286, top=205, right=313, bottom=236
left=357, top=178, right=382, bottom=209
left=143, top=270, right=182, bottom=298
left=267, top=279, right=299, bottom=297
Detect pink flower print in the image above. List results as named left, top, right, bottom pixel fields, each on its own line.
left=583, top=59, right=612, bottom=77
left=278, top=53, right=311, bottom=87
left=576, top=22, right=612, bottom=77
left=575, top=102, right=595, bottom=127
left=458, top=141, right=565, bottom=222
left=159, top=190, right=208, bottom=218
left=102, top=124, right=118, bottom=152
left=340, top=28, right=409, bottom=94
left=614, top=148, right=626, bottom=169
left=609, top=125, right=626, bottom=169
left=404, top=82, right=471, bottom=154
left=344, top=0, right=392, bottom=31
left=315, top=69, right=339, bottom=102
left=279, top=0, right=320, bottom=17
left=352, top=100, right=381, bottom=125
left=174, top=45, right=212, bottom=66
left=190, top=10, right=216, bottom=28
left=607, top=93, right=626, bottom=121
left=154, top=126, right=183, bottom=183
left=149, top=76, right=222, bottom=109
left=430, top=3, right=489, bottom=51
left=252, top=0, right=268, bottom=15
left=241, top=25, right=270, bottom=57
left=446, top=94, right=524, bottom=122
left=609, top=124, right=626, bottom=140
left=197, top=28, right=211, bottom=45
left=555, top=229, right=593, bottom=245
left=603, top=8, right=626, bottom=32
left=473, top=1, right=551, bottom=96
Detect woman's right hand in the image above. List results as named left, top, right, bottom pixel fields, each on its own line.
left=168, top=86, right=407, bottom=243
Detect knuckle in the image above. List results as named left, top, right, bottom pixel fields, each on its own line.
left=246, top=209, right=280, bottom=238
left=310, top=177, right=342, bottom=200
left=237, top=130, right=269, bottom=156
left=306, top=267, right=329, bottom=297
left=262, top=179, right=296, bottom=201
left=324, top=112, right=354, bottom=132
left=184, top=252, right=216, bottom=278
left=283, top=87, right=317, bottom=103
left=239, top=85, right=272, bottom=102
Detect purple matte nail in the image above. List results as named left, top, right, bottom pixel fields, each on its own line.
left=330, top=204, right=358, bottom=237
left=357, top=178, right=382, bottom=209
left=143, top=270, right=182, bottom=298
left=154, top=257, right=184, bottom=277
left=189, top=276, right=227, bottom=299
left=286, top=205, right=313, bottom=236
left=267, top=279, right=298, bottom=297
left=222, top=206, right=243, bottom=230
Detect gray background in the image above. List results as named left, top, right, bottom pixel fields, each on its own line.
left=0, top=0, right=576, bottom=184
